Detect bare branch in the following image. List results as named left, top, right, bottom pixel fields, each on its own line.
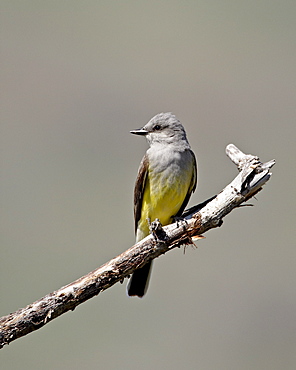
left=0, top=144, right=275, bottom=349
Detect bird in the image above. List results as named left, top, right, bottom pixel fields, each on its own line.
left=127, top=112, right=198, bottom=297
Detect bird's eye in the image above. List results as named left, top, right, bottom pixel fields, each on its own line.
left=153, top=124, right=161, bottom=131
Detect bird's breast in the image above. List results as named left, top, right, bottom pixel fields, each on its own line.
left=138, top=148, right=194, bottom=235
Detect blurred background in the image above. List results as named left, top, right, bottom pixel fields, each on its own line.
left=1, top=1, right=295, bottom=369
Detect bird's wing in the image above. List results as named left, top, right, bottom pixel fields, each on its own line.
left=175, top=149, right=198, bottom=217
left=134, top=154, right=149, bottom=234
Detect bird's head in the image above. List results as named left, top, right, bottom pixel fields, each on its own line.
left=130, top=112, right=188, bottom=146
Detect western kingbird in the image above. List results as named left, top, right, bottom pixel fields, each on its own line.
left=127, top=112, right=197, bottom=297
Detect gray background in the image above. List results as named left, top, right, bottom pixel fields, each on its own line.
left=1, top=1, right=295, bottom=369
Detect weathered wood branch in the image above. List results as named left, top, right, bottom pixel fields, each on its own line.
left=0, top=144, right=275, bottom=349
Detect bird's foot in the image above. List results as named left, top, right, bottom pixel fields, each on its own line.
left=172, top=215, right=188, bottom=230
left=148, top=218, right=167, bottom=243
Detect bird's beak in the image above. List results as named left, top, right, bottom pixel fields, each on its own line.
left=130, top=128, right=148, bottom=135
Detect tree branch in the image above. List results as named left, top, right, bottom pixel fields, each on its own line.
left=0, top=144, right=275, bottom=349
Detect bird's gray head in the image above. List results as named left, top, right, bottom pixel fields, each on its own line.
left=130, top=112, right=189, bottom=146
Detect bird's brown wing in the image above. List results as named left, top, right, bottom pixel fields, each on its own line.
left=133, top=154, right=149, bottom=234
left=175, top=149, right=197, bottom=217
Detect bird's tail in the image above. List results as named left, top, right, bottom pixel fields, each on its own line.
left=127, top=261, right=152, bottom=298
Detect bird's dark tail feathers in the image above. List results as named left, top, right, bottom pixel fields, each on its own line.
left=127, top=261, right=152, bottom=298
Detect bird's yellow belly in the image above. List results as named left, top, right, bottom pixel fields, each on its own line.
left=137, top=169, right=191, bottom=238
